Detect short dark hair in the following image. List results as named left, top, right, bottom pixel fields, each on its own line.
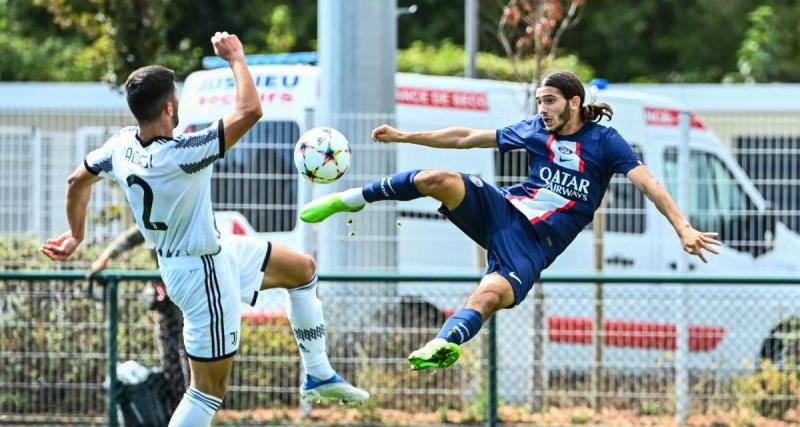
left=541, top=70, right=613, bottom=123
left=125, top=65, right=176, bottom=124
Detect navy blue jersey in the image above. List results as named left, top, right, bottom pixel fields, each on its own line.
left=496, top=115, right=641, bottom=252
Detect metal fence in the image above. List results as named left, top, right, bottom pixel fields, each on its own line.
left=0, top=108, right=133, bottom=246
left=4, top=104, right=800, bottom=274
left=4, top=271, right=800, bottom=426
left=709, top=113, right=800, bottom=238
left=3, top=86, right=800, bottom=425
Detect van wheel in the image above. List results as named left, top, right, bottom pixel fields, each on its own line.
left=388, top=296, right=447, bottom=328
left=759, top=318, right=800, bottom=369
left=355, top=297, right=448, bottom=361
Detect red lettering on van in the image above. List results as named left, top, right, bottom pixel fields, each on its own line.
left=644, top=107, right=707, bottom=129
left=396, top=87, right=488, bottom=111
left=548, top=315, right=724, bottom=352
left=198, top=91, right=293, bottom=106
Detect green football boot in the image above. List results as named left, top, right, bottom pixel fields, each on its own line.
left=300, top=192, right=365, bottom=223
left=408, top=338, right=461, bottom=371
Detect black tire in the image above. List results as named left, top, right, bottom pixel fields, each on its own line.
left=759, top=318, right=800, bottom=369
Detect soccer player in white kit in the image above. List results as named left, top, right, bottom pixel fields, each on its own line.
left=40, top=32, right=368, bottom=426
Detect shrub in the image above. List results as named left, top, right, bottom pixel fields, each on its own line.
left=734, top=359, right=800, bottom=419
left=397, top=39, right=595, bottom=83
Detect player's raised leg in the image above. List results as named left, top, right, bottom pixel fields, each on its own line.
left=409, top=272, right=515, bottom=371
left=260, top=244, right=369, bottom=403
left=300, top=169, right=466, bottom=223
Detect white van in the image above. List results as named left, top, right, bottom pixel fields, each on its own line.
left=178, top=65, right=800, bottom=394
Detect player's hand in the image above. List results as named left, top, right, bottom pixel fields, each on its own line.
left=680, top=228, right=721, bottom=263
left=372, top=124, right=406, bottom=143
left=211, top=31, right=245, bottom=62
left=87, top=254, right=111, bottom=279
left=40, top=231, right=82, bottom=261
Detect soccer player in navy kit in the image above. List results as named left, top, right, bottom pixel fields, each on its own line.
left=40, top=32, right=367, bottom=426
left=300, top=70, right=721, bottom=371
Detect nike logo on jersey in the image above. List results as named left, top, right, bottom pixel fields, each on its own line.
left=547, top=136, right=584, bottom=172
left=508, top=271, right=523, bottom=285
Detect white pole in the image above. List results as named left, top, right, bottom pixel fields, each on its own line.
left=465, top=0, right=479, bottom=78
left=299, top=107, right=315, bottom=420
left=31, top=127, right=43, bottom=241
left=592, top=196, right=606, bottom=412
left=675, top=111, right=691, bottom=425
left=317, top=0, right=398, bottom=275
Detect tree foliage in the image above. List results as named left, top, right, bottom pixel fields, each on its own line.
left=736, top=4, right=800, bottom=82
left=555, top=0, right=796, bottom=82
left=1, top=0, right=798, bottom=83
left=397, top=39, right=593, bottom=82
left=497, top=0, right=585, bottom=84
left=1, top=0, right=316, bottom=84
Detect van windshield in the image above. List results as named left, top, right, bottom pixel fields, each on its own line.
left=664, top=147, right=773, bottom=257
left=185, top=121, right=299, bottom=232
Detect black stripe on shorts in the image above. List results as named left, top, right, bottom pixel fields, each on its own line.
left=260, top=241, right=272, bottom=272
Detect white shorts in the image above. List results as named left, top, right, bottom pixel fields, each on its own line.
left=158, top=234, right=271, bottom=361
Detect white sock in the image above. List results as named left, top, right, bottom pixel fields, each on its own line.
left=168, top=387, right=221, bottom=427
left=340, top=187, right=366, bottom=208
left=286, top=275, right=336, bottom=380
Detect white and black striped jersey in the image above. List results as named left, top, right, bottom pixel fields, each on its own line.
left=84, top=120, right=226, bottom=257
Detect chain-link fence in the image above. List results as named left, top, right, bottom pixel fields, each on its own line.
left=0, top=107, right=133, bottom=248
left=0, top=274, right=488, bottom=425
left=4, top=273, right=800, bottom=425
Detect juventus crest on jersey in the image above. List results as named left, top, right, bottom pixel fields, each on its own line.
left=84, top=120, right=226, bottom=257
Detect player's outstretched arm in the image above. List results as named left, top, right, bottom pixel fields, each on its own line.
left=372, top=124, right=496, bottom=149
left=627, top=165, right=721, bottom=263
left=40, top=164, right=102, bottom=261
left=212, top=31, right=262, bottom=152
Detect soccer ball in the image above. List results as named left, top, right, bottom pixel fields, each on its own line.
left=293, top=127, right=352, bottom=184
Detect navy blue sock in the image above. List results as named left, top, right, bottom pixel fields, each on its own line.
left=362, top=170, right=422, bottom=203
left=437, top=308, right=483, bottom=345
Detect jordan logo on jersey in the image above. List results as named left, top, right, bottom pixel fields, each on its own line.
left=546, top=135, right=584, bottom=172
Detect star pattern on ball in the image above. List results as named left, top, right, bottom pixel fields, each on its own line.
left=321, top=143, right=337, bottom=164
left=297, top=142, right=312, bottom=156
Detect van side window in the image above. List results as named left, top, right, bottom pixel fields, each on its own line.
left=495, top=145, right=645, bottom=234
left=734, top=135, right=800, bottom=235
left=664, top=147, right=773, bottom=257
left=186, top=121, right=299, bottom=232
left=606, top=145, right=645, bottom=233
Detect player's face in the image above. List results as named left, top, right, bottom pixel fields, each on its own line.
left=535, top=87, right=576, bottom=134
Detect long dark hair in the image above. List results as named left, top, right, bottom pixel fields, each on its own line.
left=540, top=71, right=613, bottom=123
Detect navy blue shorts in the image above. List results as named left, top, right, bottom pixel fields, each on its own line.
left=438, top=173, right=548, bottom=307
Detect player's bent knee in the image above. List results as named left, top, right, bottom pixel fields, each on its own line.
left=189, top=356, right=233, bottom=399
left=280, top=253, right=316, bottom=289
left=466, top=289, right=503, bottom=319
left=300, top=254, right=316, bottom=283
left=192, top=377, right=229, bottom=399
left=415, top=170, right=461, bottom=197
